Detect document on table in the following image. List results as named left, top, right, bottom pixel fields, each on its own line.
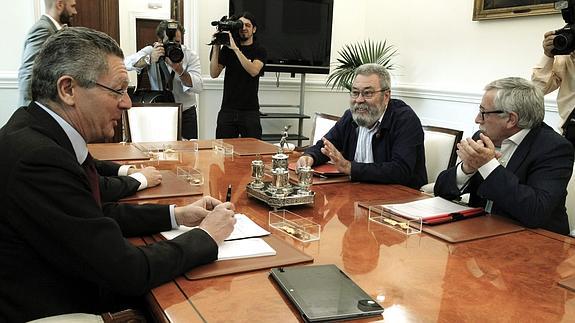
left=216, top=238, right=276, bottom=261
left=161, top=213, right=271, bottom=241
left=382, top=197, right=484, bottom=221
left=160, top=213, right=275, bottom=261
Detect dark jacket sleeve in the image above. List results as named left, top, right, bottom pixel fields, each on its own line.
left=6, top=145, right=218, bottom=296
left=94, top=159, right=122, bottom=176
left=304, top=101, right=427, bottom=188
left=99, top=175, right=140, bottom=202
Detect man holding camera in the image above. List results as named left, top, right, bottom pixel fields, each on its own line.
left=531, top=1, right=575, bottom=146
left=125, top=20, right=203, bottom=139
left=209, top=12, right=267, bottom=139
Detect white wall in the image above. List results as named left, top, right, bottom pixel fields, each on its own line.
left=1, top=0, right=565, bottom=140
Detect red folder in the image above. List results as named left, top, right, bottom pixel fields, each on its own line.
left=421, top=208, right=485, bottom=225
left=288, top=162, right=345, bottom=176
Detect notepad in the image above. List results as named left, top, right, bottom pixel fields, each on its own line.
left=160, top=214, right=275, bottom=261
left=381, top=197, right=484, bottom=225
left=160, top=213, right=271, bottom=241
left=217, top=238, right=276, bottom=261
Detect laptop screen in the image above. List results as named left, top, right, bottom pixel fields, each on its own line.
left=270, top=265, right=384, bottom=322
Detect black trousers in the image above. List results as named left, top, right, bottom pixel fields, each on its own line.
left=182, top=106, right=198, bottom=140
left=216, top=109, right=262, bottom=139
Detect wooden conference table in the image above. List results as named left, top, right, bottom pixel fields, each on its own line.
left=91, top=139, right=575, bottom=323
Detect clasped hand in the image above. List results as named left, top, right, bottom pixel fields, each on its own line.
left=457, top=133, right=501, bottom=174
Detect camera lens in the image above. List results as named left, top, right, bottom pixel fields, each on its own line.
left=165, top=42, right=184, bottom=63
left=553, top=33, right=573, bottom=51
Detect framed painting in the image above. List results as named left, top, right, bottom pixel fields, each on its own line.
left=473, top=0, right=559, bottom=20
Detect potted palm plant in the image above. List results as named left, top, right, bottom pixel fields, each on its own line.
left=326, top=39, right=397, bottom=91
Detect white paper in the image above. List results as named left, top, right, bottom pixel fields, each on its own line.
left=383, top=197, right=481, bottom=220
left=216, top=238, right=276, bottom=261
left=160, top=213, right=270, bottom=241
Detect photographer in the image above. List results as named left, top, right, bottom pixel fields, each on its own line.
left=209, top=12, right=267, bottom=139
left=532, top=31, right=575, bottom=145
left=531, top=2, right=575, bottom=145
left=125, top=20, right=203, bottom=139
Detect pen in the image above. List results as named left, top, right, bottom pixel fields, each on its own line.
left=226, top=184, right=232, bottom=202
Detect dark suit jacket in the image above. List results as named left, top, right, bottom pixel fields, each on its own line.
left=94, top=160, right=140, bottom=202
left=304, top=99, right=427, bottom=189
left=0, top=103, right=218, bottom=322
left=434, top=123, right=574, bottom=235
left=18, top=15, right=58, bottom=107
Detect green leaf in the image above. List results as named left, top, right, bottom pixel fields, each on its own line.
left=326, top=39, right=397, bottom=91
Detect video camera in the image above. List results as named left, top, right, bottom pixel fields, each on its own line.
left=163, top=20, right=184, bottom=63
left=209, top=16, right=243, bottom=46
left=553, top=0, right=575, bottom=55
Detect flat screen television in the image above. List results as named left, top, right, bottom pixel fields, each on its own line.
left=229, top=0, right=334, bottom=74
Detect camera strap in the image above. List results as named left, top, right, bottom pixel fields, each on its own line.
left=158, top=59, right=172, bottom=91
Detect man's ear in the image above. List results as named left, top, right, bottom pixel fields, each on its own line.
left=57, top=76, right=77, bottom=106
left=55, top=0, right=65, bottom=11
left=506, top=111, right=519, bottom=129
left=252, top=26, right=256, bottom=34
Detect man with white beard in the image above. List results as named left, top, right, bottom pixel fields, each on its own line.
left=296, top=63, right=427, bottom=189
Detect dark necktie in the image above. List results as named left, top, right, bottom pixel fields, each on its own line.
left=158, top=59, right=173, bottom=91
left=82, top=153, right=101, bottom=206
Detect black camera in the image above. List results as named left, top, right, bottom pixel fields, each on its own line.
left=553, top=0, right=575, bottom=55
left=209, top=16, right=243, bottom=46
left=163, top=21, right=184, bottom=63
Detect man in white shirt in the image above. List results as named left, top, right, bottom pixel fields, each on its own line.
left=125, top=20, right=203, bottom=139
left=532, top=30, right=575, bottom=144
left=434, top=77, right=574, bottom=235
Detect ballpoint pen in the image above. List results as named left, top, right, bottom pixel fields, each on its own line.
left=226, top=184, right=232, bottom=202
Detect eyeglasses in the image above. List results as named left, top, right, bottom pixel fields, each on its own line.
left=479, top=108, right=506, bottom=121
left=95, top=82, right=128, bottom=100
left=349, top=88, right=387, bottom=99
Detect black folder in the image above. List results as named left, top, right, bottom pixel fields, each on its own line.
left=270, top=264, right=384, bottom=322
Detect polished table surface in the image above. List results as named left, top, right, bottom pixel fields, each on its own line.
left=107, top=141, right=575, bottom=322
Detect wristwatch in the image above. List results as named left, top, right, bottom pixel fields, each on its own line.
left=143, top=55, right=151, bottom=65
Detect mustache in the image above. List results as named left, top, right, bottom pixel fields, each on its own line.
left=351, top=103, right=370, bottom=112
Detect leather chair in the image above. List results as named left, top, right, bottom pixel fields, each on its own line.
left=309, top=112, right=340, bottom=146
left=124, top=103, right=182, bottom=142
left=27, top=309, right=146, bottom=323
left=420, top=125, right=463, bottom=194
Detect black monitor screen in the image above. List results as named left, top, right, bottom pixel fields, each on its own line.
left=229, top=0, right=334, bottom=74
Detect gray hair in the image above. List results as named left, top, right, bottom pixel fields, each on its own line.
left=31, top=27, right=124, bottom=103
left=354, top=63, right=391, bottom=91
left=484, top=77, right=544, bottom=129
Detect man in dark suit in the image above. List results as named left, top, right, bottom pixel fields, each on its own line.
left=0, top=27, right=236, bottom=322
left=17, top=0, right=163, bottom=202
left=18, top=0, right=77, bottom=107
left=295, top=63, right=427, bottom=189
left=434, top=77, right=574, bottom=235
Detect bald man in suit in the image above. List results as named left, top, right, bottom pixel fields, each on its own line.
left=18, top=0, right=77, bottom=107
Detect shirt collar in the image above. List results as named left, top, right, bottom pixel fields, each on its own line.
left=503, top=128, right=531, bottom=147
left=36, top=101, right=88, bottom=164
left=43, top=14, right=65, bottom=30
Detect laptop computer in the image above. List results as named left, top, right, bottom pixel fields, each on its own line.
left=270, top=264, right=384, bottom=322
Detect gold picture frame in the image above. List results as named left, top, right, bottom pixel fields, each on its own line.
left=473, top=0, right=559, bottom=20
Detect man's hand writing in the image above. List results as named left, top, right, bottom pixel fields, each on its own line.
left=199, top=203, right=236, bottom=245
